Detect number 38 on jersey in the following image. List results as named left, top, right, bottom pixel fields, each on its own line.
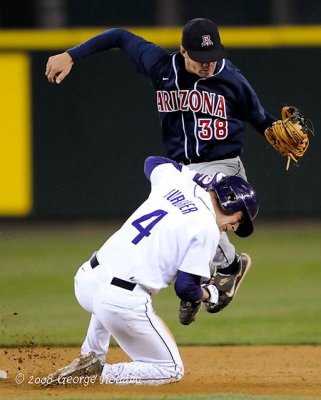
left=198, top=118, right=228, bottom=141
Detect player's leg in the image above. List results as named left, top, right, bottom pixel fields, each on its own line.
left=212, top=230, right=235, bottom=268
left=188, top=157, right=251, bottom=312
left=74, top=258, right=111, bottom=362
left=93, top=285, right=184, bottom=385
left=44, top=315, right=108, bottom=386
left=81, top=314, right=110, bottom=363
left=43, top=260, right=109, bottom=386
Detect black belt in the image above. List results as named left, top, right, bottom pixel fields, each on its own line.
left=181, top=151, right=240, bottom=165
left=89, top=253, right=136, bottom=291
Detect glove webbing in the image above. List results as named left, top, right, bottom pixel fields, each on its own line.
left=265, top=118, right=309, bottom=170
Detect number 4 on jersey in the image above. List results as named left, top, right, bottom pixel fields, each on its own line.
left=131, top=209, right=168, bottom=244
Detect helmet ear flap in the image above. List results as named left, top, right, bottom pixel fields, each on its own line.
left=226, top=193, right=236, bottom=202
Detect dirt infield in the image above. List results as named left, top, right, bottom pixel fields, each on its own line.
left=1, top=346, right=321, bottom=398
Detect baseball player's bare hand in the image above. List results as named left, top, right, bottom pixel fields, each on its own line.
left=45, top=52, right=74, bottom=84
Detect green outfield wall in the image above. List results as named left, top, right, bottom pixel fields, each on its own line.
left=1, top=27, right=320, bottom=218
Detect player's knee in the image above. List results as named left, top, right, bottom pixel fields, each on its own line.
left=163, top=360, right=184, bottom=382
left=175, top=363, right=184, bottom=381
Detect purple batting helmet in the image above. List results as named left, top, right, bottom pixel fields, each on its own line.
left=212, top=176, right=259, bottom=237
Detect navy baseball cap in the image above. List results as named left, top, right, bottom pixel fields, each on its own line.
left=182, top=18, right=227, bottom=63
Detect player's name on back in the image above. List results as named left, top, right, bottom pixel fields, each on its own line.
left=164, top=188, right=198, bottom=214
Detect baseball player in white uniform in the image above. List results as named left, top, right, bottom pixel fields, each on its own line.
left=44, top=156, right=258, bottom=386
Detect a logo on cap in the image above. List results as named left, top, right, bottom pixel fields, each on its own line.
left=201, top=35, right=214, bottom=47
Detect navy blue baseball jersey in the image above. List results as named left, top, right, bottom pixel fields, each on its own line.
left=68, top=29, right=276, bottom=164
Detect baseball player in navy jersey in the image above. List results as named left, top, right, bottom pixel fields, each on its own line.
left=43, top=155, right=258, bottom=386
left=45, top=18, right=276, bottom=313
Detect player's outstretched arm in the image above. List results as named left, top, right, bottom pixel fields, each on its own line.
left=46, top=52, right=74, bottom=84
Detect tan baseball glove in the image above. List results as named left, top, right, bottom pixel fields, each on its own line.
left=264, top=106, right=312, bottom=170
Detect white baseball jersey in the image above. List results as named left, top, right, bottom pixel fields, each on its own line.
left=75, top=159, right=221, bottom=385
left=97, top=162, right=220, bottom=293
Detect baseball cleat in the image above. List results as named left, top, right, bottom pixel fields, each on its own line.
left=204, top=253, right=251, bottom=313
left=42, top=351, right=103, bottom=387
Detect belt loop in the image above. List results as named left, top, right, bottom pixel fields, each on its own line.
left=90, top=252, right=99, bottom=269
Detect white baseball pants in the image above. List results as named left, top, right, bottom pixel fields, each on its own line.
left=74, top=260, right=184, bottom=385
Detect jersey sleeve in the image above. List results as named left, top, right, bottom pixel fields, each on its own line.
left=251, top=110, right=277, bottom=133
left=174, top=270, right=203, bottom=302
left=67, top=28, right=169, bottom=79
left=144, top=156, right=182, bottom=180
left=178, top=230, right=216, bottom=280
left=236, top=69, right=277, bottom=134
left=146, top=159, right=183, bottom=189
